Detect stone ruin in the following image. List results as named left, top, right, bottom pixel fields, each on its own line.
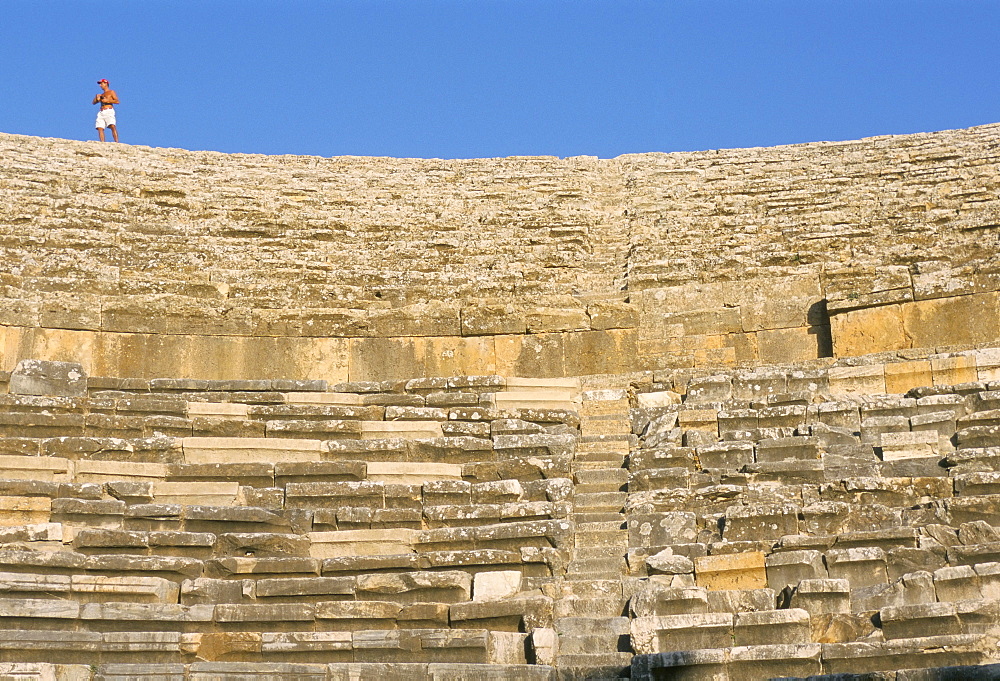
left=0, top=123, right=998, bottom=679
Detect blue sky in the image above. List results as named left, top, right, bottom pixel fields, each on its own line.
left=4, top=1, right=999, bottom=159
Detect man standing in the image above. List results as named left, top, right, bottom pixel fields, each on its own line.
left=92, top=79, right=120, bottom=142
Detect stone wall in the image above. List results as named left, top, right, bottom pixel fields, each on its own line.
left=1, top=125, right=999, bottom=380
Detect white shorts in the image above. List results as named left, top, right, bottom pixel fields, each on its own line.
left=96, top=108, right=117, bottom=129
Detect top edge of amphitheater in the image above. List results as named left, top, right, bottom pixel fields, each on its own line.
left=2, top=122, right=999, bottom=165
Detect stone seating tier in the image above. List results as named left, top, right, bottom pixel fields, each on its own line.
left=4, top=127, right=1000, bottom=381
left=0, top=357, right=994, bottom=677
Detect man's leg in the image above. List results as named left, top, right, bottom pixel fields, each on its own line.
left=109, top=124, right=118, bottom=143
left=97, top=127, right=106, bottom=142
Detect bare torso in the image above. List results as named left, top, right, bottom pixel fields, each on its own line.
left=93, top=88, right=119, bottom=110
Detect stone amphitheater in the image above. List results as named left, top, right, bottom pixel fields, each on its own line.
left=0, top=123, right=999, bottom=680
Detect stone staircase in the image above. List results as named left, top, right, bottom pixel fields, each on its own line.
left=556, top=386, right=633, bottom=679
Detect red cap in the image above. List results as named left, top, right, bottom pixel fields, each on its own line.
left=97, top=79, right=108, bottom=84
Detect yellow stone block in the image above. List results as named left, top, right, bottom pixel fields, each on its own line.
left=828, top=365, right=886, bottom=396
left=757, top=326, right=824, bottom=364
left=931, top=354, right=978, bottom=386
left=830, top=305, right=907, bottom=357
left=694, top=551, right=767, bottom=591
left=884, top=360, right=932, bottom=394
left=903, top=292, right=1000, bottom=349
left=0, top=497, right=51, bottom=526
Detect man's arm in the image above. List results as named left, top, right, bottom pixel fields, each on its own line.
left=105, top=90, right=120, bottom=105
left=92, top=94, right=102, bottom=104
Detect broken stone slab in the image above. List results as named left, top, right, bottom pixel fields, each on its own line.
left=9, top=360, right=86, bottom=397
left=355, top=570, right=472, bottom=604
left=450, top=594, right=554, bottom=632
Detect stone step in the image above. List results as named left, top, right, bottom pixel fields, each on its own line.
left=573, top=492, right=626, bottom=511
left=572, top=546, right=628, bottom=561
left=574, top=468, right=628, bottom=485
left=567, top=556, right=627, bottom=575
left=554, top=596, right=626, bottom=618
left=572, top=512, right=626, bottom=524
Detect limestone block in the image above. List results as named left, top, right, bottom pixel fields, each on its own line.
left=931, top=353, right=979, bottom=386
left=356, top=570, right=472, bottom=604
left=677, top=408, right=718, bottom=433
left=489, top=391, right=580, bottom=412
left=214, top=602, right=315, bottom=623
left=0, top=454, right=71, bottom=482
left=188, top=662, right=327, bottom=679
left=885, top=360, right=933, bottom=395
left=524, top=307, right=589, bottom=334
left=637, top=391, right=682, bottom=408
left=646, top=550, right=694, bottom=575
left=262, top=631, right=352, bottom=655
left=9, top=359, right=86, bottom=397
left=630, top=583, right=709, bottom=618
left=494, top=334, right=566, bottom=379
left=878, top=431, right=939, bottom=461
left=903, top=292, right=1000, bottom=349
left=285, top=392, right=364, bottom=406
left=631, top=648, right=727, bottom=680
left=975, top=347, right=1000, bottom=382
left=628, top=512, right=698, bottom=547
left=461, top=302, right=527, bottom=336
left=0, top=597, right=79, bottom=619
left=81, top=602, right=213, bottom=623
left=529, top=627, right=558, bottom=667
left=71, top=575, right=179, bottom=603
left=694, top=551, right=767, bottom=591
left=728, top=643, right=823, bottom=679
left=766, top=550, right=827, bottom=591
left=365, top=461, right=462, bottom=483
left=755, top=436, right=819, bottom=462
left=308, top=529, right=417, bottom=558
left=933, top=565, right=982, bottom=602
left=757, top=326, right=824, bottom=364
left=686, top=375, right=733, bottom=403
left=630, top=612, right=733, bottom=654
left=449, top=594, right=553, bottom=630
left=472, top=571, right=522, bottom=601
left=880, top=602, right=962, bottom=640
left=828, top=365, right=886, bottom=396
left=723, top=505, right=800, bottom=542
left=831, top=305, right=907, bottom=357
left=587, top=300, right=640, bottom=330
left=75, top=460, right=168, bottom=484
left=360, top=421, right=444, bottom=440
left=151, top=481, right=239, bottom=506
left=826, top=547, right=889, bottom=589
left=734, top=608, right=811, bottom=646
left=0, top=497, right=51, bottom=526
left=182, top=437, right=322, bottom=464
left=350, top=336, right=496, bottom=383
left=369, top=302, right=461, bottom=337
left=186, top=402, right=250, bottom=419
left=789, top=579, right=851, bottom=616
